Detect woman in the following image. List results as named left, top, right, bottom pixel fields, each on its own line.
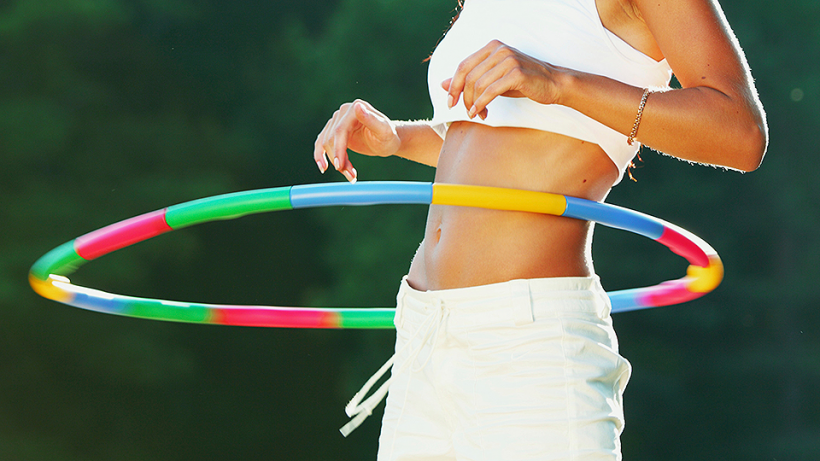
left=315, top=0, right=767, bottom=459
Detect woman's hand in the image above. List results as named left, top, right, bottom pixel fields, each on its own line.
left=443, top=40, right=566, bottom=120
left=314, top=99, right=401, bottom=183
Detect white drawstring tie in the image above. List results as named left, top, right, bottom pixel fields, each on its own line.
left=340, top=299, right=447, bottom=437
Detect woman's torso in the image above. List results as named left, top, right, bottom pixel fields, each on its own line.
left=426, top=0, right=671, bottom=177
left=406, top=124, right=618, bottom=291
left=407, top=0, right=667, bottom=291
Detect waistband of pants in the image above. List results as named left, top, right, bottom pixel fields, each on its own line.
left=397, top=275, right=612, bottom=328
left=340, top=275, right=611, bottom=436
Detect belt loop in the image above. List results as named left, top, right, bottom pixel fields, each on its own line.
left=510, top=279, right=534, bottom=326
left=596, top=280, right=613, bottom=319
left=587, top=275, right=611, bottom=319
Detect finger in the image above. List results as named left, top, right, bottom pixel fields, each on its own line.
left=314, top=118, right=333, bottom=173
left=317, top=108, right=350, bottom=177
left=440, top=79, right=456, bottom=108
left=462, top=45, right=515, bottom=116
left=343, top=165, right=358, bottom=183
left=331, top=105, right=361, bottom=183
left=320, top=107, right=343, bottom=153
left=324, top=104, right=354, bottom=166
left=447, top=41, right=498, bottom=110
left=462, top=59, right=500, bottom=115
left=472, top=81, right=511, bottom=119
left=331, top=125, right=350, bottom=173
left=469, top=61, right=520, bottom=118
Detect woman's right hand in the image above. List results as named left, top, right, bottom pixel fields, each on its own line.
left=314, top=99, right=401, bottom=183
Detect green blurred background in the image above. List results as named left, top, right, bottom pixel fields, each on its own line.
left=1, top=0, right=818, bottom=459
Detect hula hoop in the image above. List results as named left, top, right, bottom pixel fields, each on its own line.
left=29, top=182, right=723, bottom=328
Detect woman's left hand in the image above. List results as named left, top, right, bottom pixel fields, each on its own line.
left=443, top=40, right=566, bottom=120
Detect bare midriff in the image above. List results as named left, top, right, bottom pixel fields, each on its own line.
left=406, top=121, right=621, bottom=291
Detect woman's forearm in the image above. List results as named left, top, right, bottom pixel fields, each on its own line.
left=558, top=70, right=767, bottom=172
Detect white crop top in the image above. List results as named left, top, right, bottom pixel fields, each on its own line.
left=427, top=0, right=673, bottom=182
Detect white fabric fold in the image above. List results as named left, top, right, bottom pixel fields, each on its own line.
left=340, top=299, right=447, bottom=436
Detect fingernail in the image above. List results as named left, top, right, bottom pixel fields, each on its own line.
left=447, top=94, right=454, bottom=108
left=468, top=105, right=476, bottom=118
left=334, top=158, right=340, bottom=170
left=344, top=168, right=357, bottom=183
left=317, top=160, right=326, bottom=174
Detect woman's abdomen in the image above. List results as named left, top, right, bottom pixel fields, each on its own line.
left=407, top=121, right=619, bottom=291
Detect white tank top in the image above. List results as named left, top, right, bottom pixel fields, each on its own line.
left=427, top=0, right=673, bottom=183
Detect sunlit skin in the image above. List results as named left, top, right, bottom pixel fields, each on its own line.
left=314, top=0, right=767, bottom=291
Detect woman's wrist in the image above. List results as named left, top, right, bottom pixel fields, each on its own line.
left=551, top=66, right=581, bottom=109
left=392, top=121, right=442, bottom=167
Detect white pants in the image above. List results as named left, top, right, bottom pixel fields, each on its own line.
left=377, top=276, right=631, bottom=461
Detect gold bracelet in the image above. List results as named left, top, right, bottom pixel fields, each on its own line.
left=627, top=88, right=651, bottom=146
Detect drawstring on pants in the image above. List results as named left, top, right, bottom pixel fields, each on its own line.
left=340, top=298, right=447, bottom=437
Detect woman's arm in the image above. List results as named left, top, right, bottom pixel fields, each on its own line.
left=564, top=0, right=768, bottom=171
left=314, top=100, right=442, bottom=183
left=444, top=0, right=768, bottom=172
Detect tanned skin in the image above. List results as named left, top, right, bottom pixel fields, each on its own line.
left=313, top=0, right=767, bottom=291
